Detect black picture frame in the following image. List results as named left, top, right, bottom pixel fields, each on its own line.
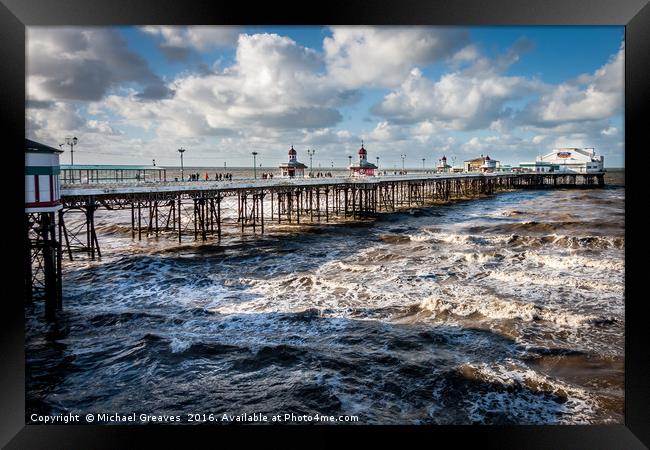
left=1, top=0, right=647, bottom=447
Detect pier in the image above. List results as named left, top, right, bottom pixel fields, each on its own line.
left=26, top=168, right=605, bottom=318
left=58, top=172, right=605, bottom=260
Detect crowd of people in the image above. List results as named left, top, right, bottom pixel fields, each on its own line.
left=309, top=171, right=333, bottom=178
left=172, top=171, right=341, bottom=181
left=174, top=172, right=233, bottom=182
left=170, top=169, right=427, bottom=182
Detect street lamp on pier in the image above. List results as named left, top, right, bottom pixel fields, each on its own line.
left=65, top=136, right=78, bottom=166
left=178, top=148, right=186, bottom=181
left=252, top=151, right=258, bottom=179
left=376, top=156, right=380, bottom=170
left=401, top=154, right=406, bottom=171
left=422, top=158, right=426, bottom=169
left=307, top=148, right=316, bottom=176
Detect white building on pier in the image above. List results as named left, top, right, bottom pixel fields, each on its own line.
left=520, top=148, right=604, bottom=173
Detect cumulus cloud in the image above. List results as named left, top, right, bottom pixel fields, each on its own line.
left=364, top=121, right=408, bottom=141
left=26, top=101, right=124, bottom=154
left=450, top=44, right=480, bottom=65
left=324, top=26, right=469, bottom=88
left=27, top=27, right=172, bottom=102
left=95, top=33, right=358, bottom=135
left=370, top=39, right=542, bottom=130
left=140, top=26, right=239, bottom=62
left=372, top=68, right=540, bottom=130
left=27, top=102, right=86, bottom=136
left=524, top=43, right=624, bottom=125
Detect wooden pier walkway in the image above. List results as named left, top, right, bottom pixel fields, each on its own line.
left=59, top=171, right=605, bottom=260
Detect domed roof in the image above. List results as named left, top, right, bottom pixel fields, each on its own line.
left=485, top=155, right=490, bottom=160
left=288, top=145, right=297, bottom=155
left=358, top=143, right=367, bottom=155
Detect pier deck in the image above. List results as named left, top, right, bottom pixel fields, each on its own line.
left=58, top=171, right=605, bottom=261
left=61, top=172, right=515, bottom=196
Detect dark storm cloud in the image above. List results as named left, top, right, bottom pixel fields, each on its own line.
left=26, top=99, right=55, bottom=109
left=160, top=46, right=193, bottom=63
left=27, top=27, right=172, bottom=102
left=135, top=84, right=175, bottom=100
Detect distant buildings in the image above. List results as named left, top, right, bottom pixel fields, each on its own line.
left=349, top=142, right=377, bottom=176
left=520, top=148, right=604, bottom=173
left=279, top=145, right=307, bottom=177
left=464, top=155, right=500, bottom=173
left=269, top=144, right=602, bottom=177
left=435, top=155, right=452, bottom=173
left=495, top=164, right=515, bottom=172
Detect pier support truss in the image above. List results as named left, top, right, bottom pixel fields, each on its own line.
left=25, top=211, right=62, bottom=319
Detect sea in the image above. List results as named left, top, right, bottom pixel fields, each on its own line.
left=25, top=169, right=625, bottom=425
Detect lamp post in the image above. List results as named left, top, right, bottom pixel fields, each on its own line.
left=152, top=159, right=156, bottom=166
left=401, top=154, right=406, bottom=171
left=307, top=148, right=316, bottom=176
left=178, top=148, right=185, bottom=181
left=422, top=158, right=426, bottom=169
left=348, top=155, right=352, bottom=176
left=376, top=156, right=380, bottom=169
left=65, top=136, right=78, bottom=166
left=252, top=151, right=258, bottom=179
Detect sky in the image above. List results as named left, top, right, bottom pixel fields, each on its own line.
left=26, top=26, right=624, bottom=168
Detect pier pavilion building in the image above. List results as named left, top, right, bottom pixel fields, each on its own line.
left=279, top=145, right=307, bottom=178
left=519, top=148, right=604, bottom=173
left=436, top=155, right=452, bottom=173
left=349, top=142, right=377, bottom=176
left=464, top=155, right=499, bottom=173
left=25, top=139, right=63, bottom=213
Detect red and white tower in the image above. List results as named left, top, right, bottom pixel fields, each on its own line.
left=358, top=141, right=368, bottom=163
left=349, top=141, right=377, bottom=177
